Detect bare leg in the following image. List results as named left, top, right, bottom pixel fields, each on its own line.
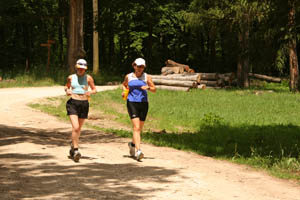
left=131, top=118, right=145, bottom=151
left=69, top=115, right=85, bottom=148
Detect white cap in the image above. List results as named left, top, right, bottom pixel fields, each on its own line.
left=134, top=58, right=146, bottom=67
left=76, top=59, right=87, bottom=69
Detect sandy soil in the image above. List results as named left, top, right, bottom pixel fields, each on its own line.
left=0, top=86, right=299, bottom=200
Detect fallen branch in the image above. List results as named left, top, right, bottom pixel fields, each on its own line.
left=248, top=73, right=281, bottom=83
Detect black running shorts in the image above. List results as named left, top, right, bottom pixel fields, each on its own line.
left=127, top=101, right=149, bottom=121
left=66, top=98, right=89, bottom=119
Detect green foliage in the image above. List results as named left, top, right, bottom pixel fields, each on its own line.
left=0, top=67, right=67, bottom=88
left=1, top=0, right=299, bottom=78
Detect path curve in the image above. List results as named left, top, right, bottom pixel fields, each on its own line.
left=0, top=86, right=299, bottom=200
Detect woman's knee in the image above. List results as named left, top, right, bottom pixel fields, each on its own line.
left=72, top=126, right=81, bottom=133
left=133, top=124, right=141, bottom=132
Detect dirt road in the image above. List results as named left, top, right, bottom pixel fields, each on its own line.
left=0, top=86, right=299, bottom=200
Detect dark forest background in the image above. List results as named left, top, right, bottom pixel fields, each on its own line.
left=0, top=0, right=299, bottom=86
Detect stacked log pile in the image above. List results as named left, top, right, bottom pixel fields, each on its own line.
left=151, top=74, right=199, bottom=92
left=151, top=72, right=236, bottom=91
left=152, top=59, right=282, bottom=91
left=151, top=72, right=281, bottom=91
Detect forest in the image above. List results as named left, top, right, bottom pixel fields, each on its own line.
left=0, top=0, right=299, bottom=89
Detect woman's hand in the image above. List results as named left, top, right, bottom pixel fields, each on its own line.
left=85, top=91, right=91, bottom=97
left=140, top=85, right=150, bottom=90
left=65, top=88, right=72, bottom=96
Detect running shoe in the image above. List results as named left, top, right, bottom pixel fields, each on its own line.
left=69, top=148, right=74, bottom=158
left=69, top=142, right=74, bottom=158
left=73, top=150, right=81, bottom=162
left=128, top=142, right=135, bottom=157
left=136, top=150, right=144, bottom=161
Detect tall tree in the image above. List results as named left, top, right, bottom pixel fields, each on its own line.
left=184, top=0, right=270, bottom=87
left=92, top=0, right=99, bottom=74
left=288, top=0, right=299, bottom=92
left=67, top=0, right=85, bottom=73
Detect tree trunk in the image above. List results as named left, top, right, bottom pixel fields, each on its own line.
left=288, top=0, right=299, bottom=92
left=58, top=0, right=65, bottom=64
left=237, top=15, right=250, bottom=88
left=67, top=0, right=86, bottom=73
left=59, top=16, right=64, bottom=64
left=108, top=7, right=115, bottom=67
left=92, top=0, right=99, bottom=74
left=209, top=25, right=216, bottom=72
left=147, top=8, right=153, bottom=69
left=24, top=24, right=31, bottom=72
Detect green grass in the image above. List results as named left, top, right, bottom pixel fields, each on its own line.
left=29, top=83, right=300, bottom=182
left=0, top=74, right=60, bottom=88
left=0, top=68, right=122, bottom=88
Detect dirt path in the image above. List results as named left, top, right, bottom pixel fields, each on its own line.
left=0, top=86, right=299, bottom=200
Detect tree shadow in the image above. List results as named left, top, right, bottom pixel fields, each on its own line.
left=0, top=124, right=181, bottom=199
left=142, top=124, right=300, bottom=159
left=0, top=124, right=124, bottom=147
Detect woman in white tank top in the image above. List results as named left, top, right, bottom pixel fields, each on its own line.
left=64, top=59, right=97, bottom=162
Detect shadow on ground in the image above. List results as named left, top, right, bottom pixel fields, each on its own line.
left=0, top=124, right=179, bottom=199
left=140, top=123, right=300, bottom=159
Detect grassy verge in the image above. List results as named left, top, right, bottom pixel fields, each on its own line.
left=0, top=69, right=123, bottom=88
left=29, top=84, right=300, bottom=182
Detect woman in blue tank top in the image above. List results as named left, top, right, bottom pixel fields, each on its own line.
left=122, top=58, right=156, bottom=161
left=64, top=59, right=97, bottom=162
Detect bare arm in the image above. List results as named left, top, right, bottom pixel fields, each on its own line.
left=64, top=75, right=72, bottom=96
left=122, top=75, right=129, bottom=90
left=146, top=75, right=156, bottom=93
left=141, top=75, right=156, bottom=93
left=122, top=75, right=129, bottom=98
left=87, top=75, right=97, bottom=96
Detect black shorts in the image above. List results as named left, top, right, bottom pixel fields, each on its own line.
left=66, top=98, right=89, bottom=119
left=127, top=101, right=149, bottom=121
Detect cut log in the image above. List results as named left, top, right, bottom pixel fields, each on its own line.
left=152, top=79, right=197, bottom=88
left=248, top=73, right=281, bottom=83
left=151, top=74, right=201, bottom=83
left=161, top=73, right=198, bottom=77
left=199, top=80, right=218, bottom=87
left=161, top=66, right=185, bottom=74
left=161, top=59, right=195, bottom=75
left=165, top=59, right=189, bottom=69
left=199, top=73, right=219, bottom=80
left=156, top=85, right=190, bottom=92
left=198, top=84, right=206, bottom=90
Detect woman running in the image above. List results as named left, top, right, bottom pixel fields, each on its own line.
left=64, top=59, right=97, bottom=162
left=122, top=58, right=156, bottom=161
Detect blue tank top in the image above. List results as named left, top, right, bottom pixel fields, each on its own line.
left=71, top=74, right=88, bottom=94
left=127, top=72, right=148, bottom=102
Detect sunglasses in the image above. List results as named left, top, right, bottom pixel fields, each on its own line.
left=77, top=63, right=87, bottom=66
left=136, top=65, right=145, bottom=68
